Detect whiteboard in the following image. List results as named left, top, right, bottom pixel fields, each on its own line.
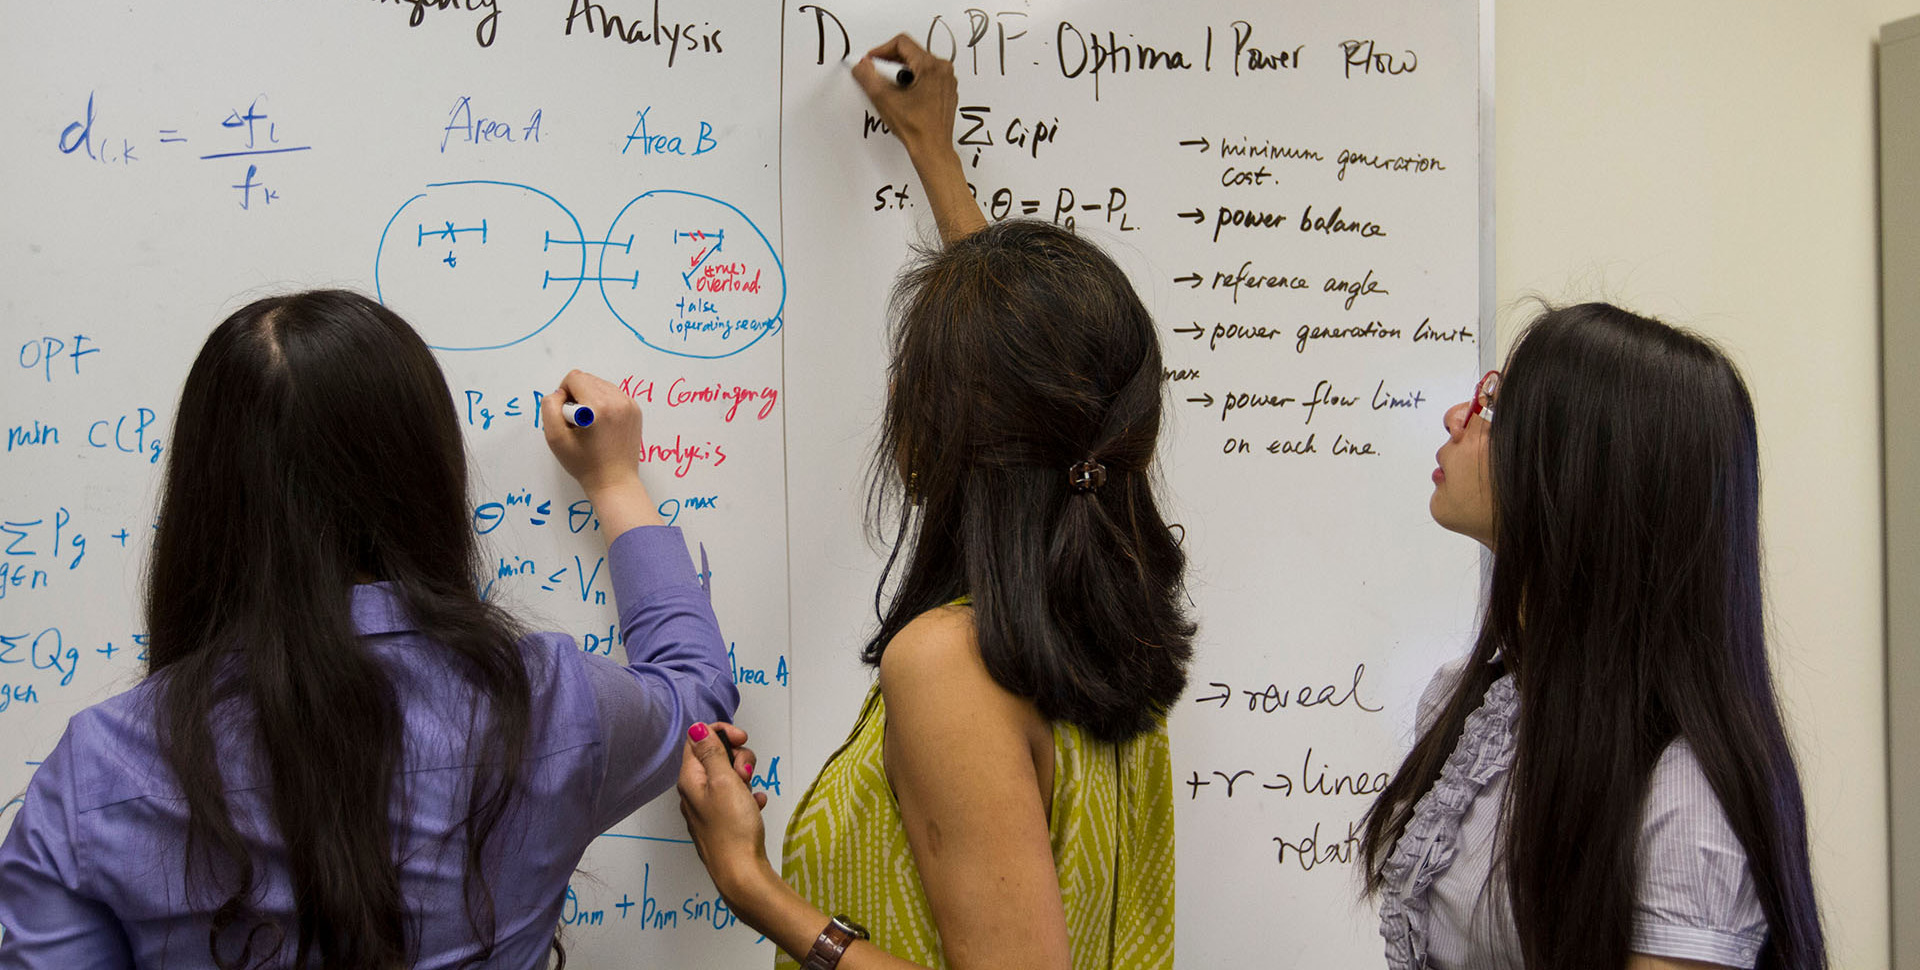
left=0, top=2, right=1487, bottom=967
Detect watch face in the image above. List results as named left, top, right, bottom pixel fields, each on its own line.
left=834, top=915, right=871, bottom=940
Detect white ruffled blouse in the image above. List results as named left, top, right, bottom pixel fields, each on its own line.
left=1377, top=659, right=1768, bottom=970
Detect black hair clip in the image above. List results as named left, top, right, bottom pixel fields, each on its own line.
left=1069, top=459, right=1108, bottom=493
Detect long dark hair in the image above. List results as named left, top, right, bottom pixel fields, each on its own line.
left=1360, top=303, right=1825, bottom=969
left=146, top=290, right=538, bottom=969
left=862, top=220, right=1194, bottom=742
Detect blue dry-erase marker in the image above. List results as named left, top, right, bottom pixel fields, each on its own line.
left=869, top=57, right=914, bottom=87
left=561, top=402, right=595, bottom=428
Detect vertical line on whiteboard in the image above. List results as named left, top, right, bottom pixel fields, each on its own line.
left=776, top=0, right=797, bottom=777
left=1478, top=0, right=1496, bottom=375
left=1478, top=0, right=1497, bottom=584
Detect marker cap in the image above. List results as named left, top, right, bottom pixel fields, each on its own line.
left=561, top=402, right=595, bottom=428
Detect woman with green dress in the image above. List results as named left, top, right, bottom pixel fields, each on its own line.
left=675, top=34, right=1194, bottom=970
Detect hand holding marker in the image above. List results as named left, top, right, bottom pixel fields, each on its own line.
left=539, top=370, right=666, bottom=531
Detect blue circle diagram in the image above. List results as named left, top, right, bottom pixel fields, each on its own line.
left=598, top=190, right=786, bottom=360
left=374, top=180, right=588, bottom=352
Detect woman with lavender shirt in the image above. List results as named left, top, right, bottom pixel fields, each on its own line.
left=0, top=290, right=739, bottom=969
left=1360, top=305, right=1825, bottom=970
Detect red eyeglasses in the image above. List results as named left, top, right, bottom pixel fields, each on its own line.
left=1465, top=370, right=1500, bottom=425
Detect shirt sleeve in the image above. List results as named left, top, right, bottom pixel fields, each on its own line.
left=577, top=525, right=739, bottom=831
left=0, top=730, right=134, bottom=969
left=1415, top=656, right=1471, bottom=735
left=1629, top=741, right=1768, bottom=968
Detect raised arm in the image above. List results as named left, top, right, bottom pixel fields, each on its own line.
left=852, top=34, right=989, bottom=245
left=541, top=371, right=739, bottom=827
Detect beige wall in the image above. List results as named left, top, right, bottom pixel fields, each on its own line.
left=1494, top=2, right=1909, bottom=966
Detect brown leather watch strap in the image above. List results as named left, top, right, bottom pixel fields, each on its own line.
left=801, top=915, right=868, bottom=970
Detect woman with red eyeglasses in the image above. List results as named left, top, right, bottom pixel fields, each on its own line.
left=1359, top=303, right=1827, bottom=970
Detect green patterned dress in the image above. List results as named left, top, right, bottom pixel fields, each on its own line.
left=779, top=681, right=1177, bottom=969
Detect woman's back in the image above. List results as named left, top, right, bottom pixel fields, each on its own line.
left=780, top=680, right=1175, bottom=970
left=0, top=293, right=736, bottom=969
left=1, top=525, right=733, bottom=969
left=19, top=624, right=595, bottom=968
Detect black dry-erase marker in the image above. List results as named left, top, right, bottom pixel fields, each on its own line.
left=869, top=56, right=914, bottom=87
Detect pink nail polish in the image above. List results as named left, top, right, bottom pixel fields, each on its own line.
left=689, top=722, right=709, bottom=742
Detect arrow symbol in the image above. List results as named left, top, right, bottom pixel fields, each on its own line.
left=1178, top=137, right=1211, bottom=153
left=1173, top=272, right=1203, bottom=288
left=1186, top=393, right=1215, bottom=407
left=1194, top=682, right=1231, bottom=707
left=1176, top=208, right=1205, bottom=223
left=1172, top=323, right=1205, bottom=340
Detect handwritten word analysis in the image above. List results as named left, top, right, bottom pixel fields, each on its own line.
left=563, top=0, right=725, bottom=67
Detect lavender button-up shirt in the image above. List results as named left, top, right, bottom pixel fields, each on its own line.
left=0, top=525, right=737, bottom=969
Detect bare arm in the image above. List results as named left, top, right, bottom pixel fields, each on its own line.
left=852, top=34, right=989, bottom=245
left=1625, top=956, right=1737, bottom=970
left=678, top=729, right=935, bottom=970
left=542, top=369, right=738, bottom=825
left=678, top=607, right=1069, bottom=970
left=878, top=608, right=1070, bottom=968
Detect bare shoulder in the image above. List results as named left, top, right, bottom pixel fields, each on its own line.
left=878, top=604, right=1045, bottom=735
left=877, top=604, right=985, bottom=691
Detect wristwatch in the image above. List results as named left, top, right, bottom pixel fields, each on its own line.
left=800, top=914, right=870, bottom=970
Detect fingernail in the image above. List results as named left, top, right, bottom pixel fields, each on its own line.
left=689, top=723, right=709, bottom=742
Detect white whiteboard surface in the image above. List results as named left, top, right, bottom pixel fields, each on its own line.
left=1, top=2, right=1486, bottom=967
